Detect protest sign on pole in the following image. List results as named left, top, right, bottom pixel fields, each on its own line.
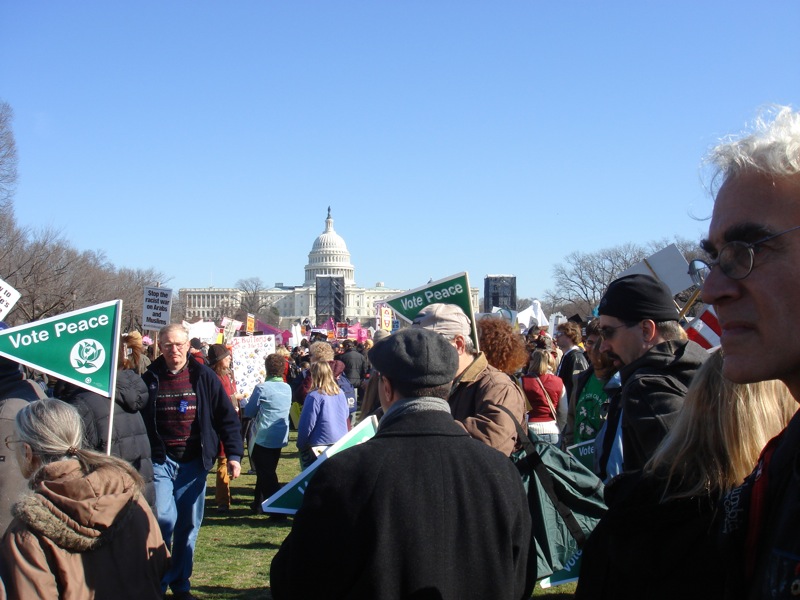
left=0, top=276, right=21, bottom=322
left=567, top=439, right=596, bottom=472
left=539, top=550, right=584, bottom=589
left=142, top=286, right=173, bottom=332
left=616, top=243, right=694, bottom=296
left=384, top=272, right=478, bottom=349
left=0, top=300, right=122, bottom=397
left=231, top=334, right=276, bottom=398
left=262, top=415, right=379, bottom=514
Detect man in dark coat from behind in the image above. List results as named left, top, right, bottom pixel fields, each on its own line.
left=270, top=328, right=535, bottom=600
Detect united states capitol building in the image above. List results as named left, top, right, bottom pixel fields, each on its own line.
left=179, top=209, right=478, bottom=327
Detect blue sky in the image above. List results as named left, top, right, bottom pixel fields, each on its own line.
left=2, top=2, right=799, bottom=301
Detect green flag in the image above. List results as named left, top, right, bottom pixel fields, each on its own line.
left=262, top=415, right=379, bottom=514
left=384, top=272, right=478, bottom=349
left=0, top=300, right=122, bottom=397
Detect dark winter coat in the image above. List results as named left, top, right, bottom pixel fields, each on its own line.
left=270, top=404, right=534, bottom=600
left=141, top=355, right=243, bottom=471
left=576, top=472, right=724, bottom=600
left=557, top=347, right=589, bottom=403
left=610, top=340, right=707, bottom=472
left=0, top=357, right=47, bottom=402
left=338, top=349, right=367, bottom=388
left=63, top=370, right=155, bottom=506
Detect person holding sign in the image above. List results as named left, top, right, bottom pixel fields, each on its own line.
left=412, top=303, right=527, bottom=457
left=141, top=324, right=243, bottom=600
left=271, top=328, right=534, bottom=599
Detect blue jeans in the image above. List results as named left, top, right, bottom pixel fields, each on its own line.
left=153, top=456, right=207, bottom=594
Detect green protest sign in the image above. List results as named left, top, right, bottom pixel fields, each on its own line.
left=262, top=415, right=379, bottom=514
left=567, top=439, right=596, bottom=472
left=539, top=549, right=583, bottom=588
left=383, top=272, right=478, bottom=349
left=0, top=300, right=122, bottom=397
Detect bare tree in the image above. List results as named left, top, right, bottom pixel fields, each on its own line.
left=544, top=237, right=702, bottom=319
left=236, top=277, right=270, bottom=314
left=0, top=101, right=17, bottom=205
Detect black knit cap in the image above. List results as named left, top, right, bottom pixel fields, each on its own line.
left=598, top=274, right=679, bottom=322
left=369, top=328, right=458, bottom=388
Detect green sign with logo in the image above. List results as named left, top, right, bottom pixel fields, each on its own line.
left=383, top=272, right=478, bottom=348
left=0, top=300, right=121, bottom=397
left=262, top=415, right=379, bottom=514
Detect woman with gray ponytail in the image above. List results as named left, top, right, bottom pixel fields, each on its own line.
left=0, top=398, right=169, bottom=599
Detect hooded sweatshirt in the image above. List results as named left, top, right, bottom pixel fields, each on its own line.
left=0, top=460, right=169, bottom=599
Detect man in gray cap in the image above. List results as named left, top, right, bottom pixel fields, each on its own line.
left=596, top=273, right=707, bottom=478
left=270, top=328, right=534, bottom=600
left=412, top=303, right=527, bottom=456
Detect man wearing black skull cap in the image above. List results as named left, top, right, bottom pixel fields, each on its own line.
left=596, top=274, right=707, bottom=478
left=270, top=328, right=535, bottom=600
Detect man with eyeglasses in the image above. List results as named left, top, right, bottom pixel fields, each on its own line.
left=141, top=323, right=243, bottom=600
left=595, top=274, right=707, bottom=479
left=692, top=106, right=800, bottom=599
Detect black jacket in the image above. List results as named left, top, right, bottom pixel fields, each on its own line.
left=142, top=354, right=243, bottom=470
left=62, top=370, right=155, bottom=506
left=338, top=349, right=367, bottom=388
left=613, top=339, right=707, bottom=472
left=576, top=472, right=724, bottom=600
left=271, top=405, right=534, bottom=600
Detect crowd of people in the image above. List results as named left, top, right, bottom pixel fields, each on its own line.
left=0, top=105, right=799, bottom=599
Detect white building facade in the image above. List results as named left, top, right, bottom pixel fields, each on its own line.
left=180, top=209, right=478, bottom=327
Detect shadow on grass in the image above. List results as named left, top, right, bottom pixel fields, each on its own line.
left=188, top=584, right=271, bottom=599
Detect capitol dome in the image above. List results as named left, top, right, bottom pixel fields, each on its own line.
left=304, top=207, right=355, bottom=286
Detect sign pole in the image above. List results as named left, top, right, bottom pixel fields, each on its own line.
left=104, top=300, right=123, bottom=455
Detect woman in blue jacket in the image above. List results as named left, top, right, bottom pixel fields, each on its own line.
left=296, top=360, right=349, bottom=469
left=244, top=353, right=292, bottom=514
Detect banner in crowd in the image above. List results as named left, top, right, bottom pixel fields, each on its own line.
left=0, top=276, right=21, bottom=322
left=231, top=334, right=276, bottom=398
left=185, top=320, right=218, bottom=345
left=539, top=549, right=583, bottom=589
left=384, top=272, right=478, bottom=348
left=261, top=416, right=379, bottom=514
left=0, top=300, right=122, bottom=397
left=617, top=243, right=693, bottom=296
left=142, top=286, right=172, bottom=331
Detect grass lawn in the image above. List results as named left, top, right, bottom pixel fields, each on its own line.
left=190, top=432, right=577, bottom=599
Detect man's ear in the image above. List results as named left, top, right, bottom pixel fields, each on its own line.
left=452, top=335, right=467, bottom=355
left=381, top=375, right=396, bottom=406
left=641, top=320, right=658, bottom=344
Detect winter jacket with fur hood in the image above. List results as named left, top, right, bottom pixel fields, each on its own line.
left=0, top=459, right=169, bottom=599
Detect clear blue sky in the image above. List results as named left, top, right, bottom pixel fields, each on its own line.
left=2, top=2, right=798, bottom=301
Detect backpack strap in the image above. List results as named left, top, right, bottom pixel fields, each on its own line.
left=496, top=403, right=588, bottom=547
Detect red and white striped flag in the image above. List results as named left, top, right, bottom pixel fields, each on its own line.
left=685, top=306, right=721, bottom=350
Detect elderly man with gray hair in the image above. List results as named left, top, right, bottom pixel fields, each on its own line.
left=412, top=303, right=527, bottom=456
left=271, top=327, right=535, bottom=599
left=689, top=106, right=800, bottom=598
